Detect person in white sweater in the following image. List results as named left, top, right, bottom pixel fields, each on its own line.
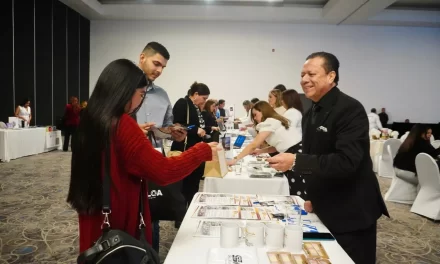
left=367, top=108, right=383, bottom=131
left=227, top=101, right=298, bottom=166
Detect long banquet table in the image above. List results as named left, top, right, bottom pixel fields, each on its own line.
left=164, top=192, right=354, bottom=264
left=0, top=128, right=62, bottom=162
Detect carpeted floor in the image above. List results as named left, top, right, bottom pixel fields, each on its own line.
left=0, top=151, right=439, bottom=263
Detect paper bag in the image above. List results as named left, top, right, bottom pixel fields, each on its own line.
left=204, top=149, right=228, bottom=178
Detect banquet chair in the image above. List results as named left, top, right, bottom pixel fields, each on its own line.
left=432, top=140, right=440, bottom=149
left=378, top=139, right=402, bottom=178
left=411, top=153, right=440, bottom=220
left=384, top=145, right=418, bottom=204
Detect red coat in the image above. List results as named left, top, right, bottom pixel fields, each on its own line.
left=64, top=104, right=81, bottom=126
left=78, top=113, right=212, bottom=253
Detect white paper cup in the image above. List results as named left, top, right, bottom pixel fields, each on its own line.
left=285, top=225, right=303, bottom=253
left=220, top=222, right=240, bottom=248
left=265, top=223, right=284, bottom=249
left=245, top=222, right=264, bottom=247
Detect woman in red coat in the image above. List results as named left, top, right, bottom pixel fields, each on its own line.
left=66, top=59, right=218, bottom=255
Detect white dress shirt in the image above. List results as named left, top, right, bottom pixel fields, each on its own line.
left=367, top=113, right=383, bottom=130
left=256, top=117, right=301, bottom=153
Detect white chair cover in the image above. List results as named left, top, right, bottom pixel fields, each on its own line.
left=411, top=153, right=440, bottom=220
left=384, top=145, right=418, bottom=204
left=378, top=139, right=402, bottom=178
left=400, top=131, right=410, bottom=142
left=370, top=140, right=382, bottom=173
left=432, top=140, right=440, bottom=149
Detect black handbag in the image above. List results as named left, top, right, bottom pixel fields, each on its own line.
left=77, top=144, right=160, bottom=264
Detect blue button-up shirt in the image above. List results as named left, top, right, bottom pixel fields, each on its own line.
left=136, top=84, right=173, bottom=146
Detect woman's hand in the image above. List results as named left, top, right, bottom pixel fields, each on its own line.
left=304, top=201, right=313, bottom=213
left=226, top=159, right=237, bottom=166
left=252, top=149, right=263, bottom=155
left=198, top=128, right=206, bottom=137
left=212, top=127, right=219, bottom=131
left=208, top=142, right=220, bottom=161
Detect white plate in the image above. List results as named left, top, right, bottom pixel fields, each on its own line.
left=207, top=248, right=259, bottom=264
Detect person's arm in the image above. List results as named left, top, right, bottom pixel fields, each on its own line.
left=229, top=131, right=271, bottom=164
left=117, top=115, right=213, bottom=186
left=15, top=106, right=23, bottom=120
left=163, top=96, right=174, bottom=127
left=254, top=146, right=277, bottom=155
left=294, top=102, right=368, bottom=179
left=420, top=140, right=440, bottom=158
left=201, top=112, right=212, bottom=134
left=28, top=110, right=32, bottom=122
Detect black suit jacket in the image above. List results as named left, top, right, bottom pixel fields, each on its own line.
left=171, top=96, right=203, bottom=151
left=295, top=87, right=389, bottom=234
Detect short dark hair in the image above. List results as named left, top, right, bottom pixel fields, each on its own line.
left=306, top=52, right=340, bottom=85
left=142, top=42, right=170, bottom=60
left=282, top=89, right=304, bottom=114
left=219, top=99, right=225, bottom=105
left=371, top=108, right=376, bottom=113
left=273, top=84, right=286, bottom=92
left=250, top=98, right=259, bottom=104
left=189, top=82, right=210, bottom=96
left=243, top=100, right=251, bottom=106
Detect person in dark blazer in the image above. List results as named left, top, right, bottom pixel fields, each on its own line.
left=267, top=52, right=389, bottom=264
left=201, top=99, right=220, bottom=143
left=171, top=82, right=210, bottom=207
left=394, top=124, right=440, bottom=173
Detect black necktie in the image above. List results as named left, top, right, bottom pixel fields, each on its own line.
left=311, top=103, right=319, bottom=125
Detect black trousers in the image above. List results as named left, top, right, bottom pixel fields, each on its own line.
left=63, top=125, right=77, bottom=151
left=182, top=162, right=205, bottom=207
left=332, top=222, right=377, bottom=264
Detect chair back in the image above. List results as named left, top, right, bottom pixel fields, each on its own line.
left=382, top=139, right=402, bottom=161
left=415, top=153, right=440, bottom=190
left=432, top=140, right=440, bottom=149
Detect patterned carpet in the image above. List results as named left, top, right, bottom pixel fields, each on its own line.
left=0, top=151, right=439, bottom=264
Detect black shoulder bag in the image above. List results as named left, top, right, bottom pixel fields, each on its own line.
left=77, top=144, right=160, bottom=264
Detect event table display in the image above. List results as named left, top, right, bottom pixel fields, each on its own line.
left=203, top=132, right=290, bottom=195
left=164, top=192, right=354, bottom=264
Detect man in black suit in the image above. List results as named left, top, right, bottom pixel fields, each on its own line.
left=379, top=107, right=389, bottom=127
left=267, top=52, right=389, bottom=264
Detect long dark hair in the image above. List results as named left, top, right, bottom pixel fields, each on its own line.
left=397, top=124, right=429, bottom=153
left=282, top=89, right=304, bottom=114
left=67, top=59, right=148, bottom=214
left=203, top=99, right=216, bottom=116
left=252, top=101, right=289, bottom=129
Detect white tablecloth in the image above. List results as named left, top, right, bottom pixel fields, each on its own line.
left=0, top=128, right=62, bottom=162
left=164, top=192, right=354, bottom=264
left=203, top=171, right=290, bottom=195
left=203, top=148, right=290, bottom=195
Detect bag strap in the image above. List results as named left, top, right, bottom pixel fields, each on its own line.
left=183, top=101, right=189, bottom=151
left=77, top=142, right=149, bottom=264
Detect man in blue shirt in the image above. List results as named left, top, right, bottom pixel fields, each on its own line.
left=136, top=42, right=186, bottom=253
